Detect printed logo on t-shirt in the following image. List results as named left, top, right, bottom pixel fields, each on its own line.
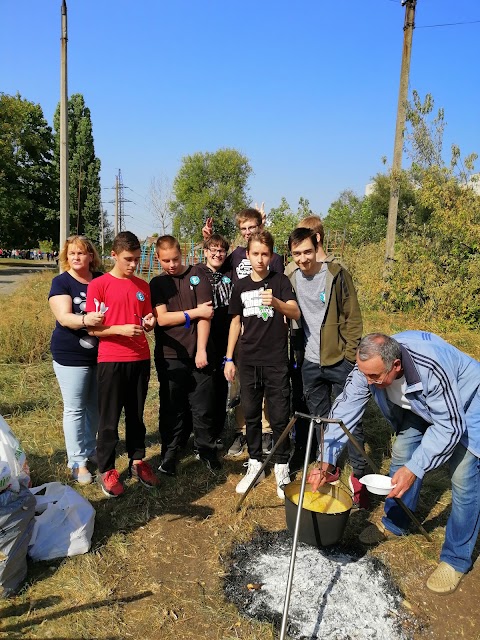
left=136, top=291, right=145, bottom=301
left=73, top=292, right=87, bottom=313
left=240, top=287, right=274, bottom=322
left=319, top=291, right=326, bottom=303
left=236, top=259, right=252, bottom=279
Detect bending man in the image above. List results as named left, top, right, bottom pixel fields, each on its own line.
left=308, top=330, right=480, bottom=595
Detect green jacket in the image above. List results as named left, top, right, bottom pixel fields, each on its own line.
left=287, top=256, right=363, bottom=366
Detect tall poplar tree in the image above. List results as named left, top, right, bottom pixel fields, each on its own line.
left=53, top=94, right=101, bottom=242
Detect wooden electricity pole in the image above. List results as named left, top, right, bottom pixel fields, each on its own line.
left=59, top=0, right=69, bottom=270
left=384, top=0, right=417, bottom=275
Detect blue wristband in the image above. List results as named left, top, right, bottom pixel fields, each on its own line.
left=183, top=312, right=191, bottom=329
left=223, top=357, right=233, bottom=366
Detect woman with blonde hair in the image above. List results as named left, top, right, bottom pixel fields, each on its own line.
left=48, top=235, right=105, bottom=483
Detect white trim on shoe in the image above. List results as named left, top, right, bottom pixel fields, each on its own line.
left=235, top=459, right=265, bottom=494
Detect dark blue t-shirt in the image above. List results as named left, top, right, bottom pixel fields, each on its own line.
left=48, top=271, right=102, bottom=366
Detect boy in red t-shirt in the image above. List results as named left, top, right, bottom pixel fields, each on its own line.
left=86, top=231, right=158, bottom=497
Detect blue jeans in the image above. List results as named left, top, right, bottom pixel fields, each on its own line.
left=302, top=358, right=366, bottom=476
left=53, top=361, right=98, bottom=469
left=382, top=417, right=480, bottom=574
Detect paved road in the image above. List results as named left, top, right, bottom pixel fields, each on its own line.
left=0, top=262, right=57, bottom=295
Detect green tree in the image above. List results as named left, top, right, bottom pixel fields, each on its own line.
left=0, top=93, right=56, bottom=247
left=53, top=94, right=102, bottom=242
left=170, top=148, right=252, bottom=241
left=405, top=90, right=480, bottom=251
left=267, top=197, right=312, bottom=251
left=367, top=171, right=431, bottom=231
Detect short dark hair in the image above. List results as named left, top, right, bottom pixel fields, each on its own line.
left=204, top=233, right=229, bottom=252
left=247, top=230, right=274, bottom=254
left=112, top=231, right=140, bottom=254
left=288, top=227, right=318, bottom=252
left=155, top=234, right=181, bottom=252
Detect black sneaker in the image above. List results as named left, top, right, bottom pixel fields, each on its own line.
left=158, top=458, right=176, bottom=476
left=227, top=433, right=247, bottom=456
left=262, top=432, right=273, bottom=455
left=215, top=438, right=224, bottom=450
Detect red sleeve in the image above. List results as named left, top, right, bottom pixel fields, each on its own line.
left=85, top=278, right=101, bottom=312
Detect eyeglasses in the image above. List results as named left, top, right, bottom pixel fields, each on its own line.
left=207, top=248, right=226, bottom=255
left=363, top=367, right=393, bottom=385
left=240, top=225, right=259, bottom=234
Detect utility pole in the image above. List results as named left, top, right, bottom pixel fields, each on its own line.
left=384, top=0, right=416, bottom=275
left=100, top=206, right=105, bottom=256
left=112, top=169, right=131, bottom=235
left=59, top=0, right=69, bottom=270
left=114, top=174, right=119, bottom=236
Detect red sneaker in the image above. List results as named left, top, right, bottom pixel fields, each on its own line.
left=325, top=466, right=340, bottom=484
left=98, top=469, right=124, bottom=498
left=130, top=460, right=159, bottom=488
left=349, top=474, right=370, bottom=509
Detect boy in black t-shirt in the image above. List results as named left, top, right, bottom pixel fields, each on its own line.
left=224, top=231, right=300, bottom=498
left=150, top=235, right=218, bottom=475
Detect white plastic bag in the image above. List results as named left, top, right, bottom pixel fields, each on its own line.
left=28, top=482, right=95, bottom=561
left=0, top=415, right=30, bottom=492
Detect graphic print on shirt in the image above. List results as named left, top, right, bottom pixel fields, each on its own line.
left=72, top=292, right=98, bottom=350
left=236, top=258, right=252, bottom=280
left=241, top=287, right=274, bottom=321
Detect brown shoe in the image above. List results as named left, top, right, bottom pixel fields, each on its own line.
left=426, top=562, right=464, bottom=594
left=359, top=522, right=397, bottom=545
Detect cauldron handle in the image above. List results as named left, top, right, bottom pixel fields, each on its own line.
left=279, top=416, right=319, bottom=640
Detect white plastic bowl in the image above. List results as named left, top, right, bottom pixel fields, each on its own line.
left=359, top=474, right=395, bottom=496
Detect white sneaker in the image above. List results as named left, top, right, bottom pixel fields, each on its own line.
left=235, top=459, right=265, bottom=494
left=274, top=463, right=291, bottom=499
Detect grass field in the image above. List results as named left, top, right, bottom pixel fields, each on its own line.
left=0, top=272, right=479, bottom=639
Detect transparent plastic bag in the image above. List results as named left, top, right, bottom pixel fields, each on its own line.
left=0, top=415, right=30, bottom=492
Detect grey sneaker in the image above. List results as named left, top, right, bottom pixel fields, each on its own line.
left=262, top=432, right=273, bottom=455
left=227, top=433, right=247, bottom=456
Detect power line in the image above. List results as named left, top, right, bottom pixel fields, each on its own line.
left=417, top=19, right=480, bottom=28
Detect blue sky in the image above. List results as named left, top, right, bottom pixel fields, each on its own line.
left=2, top=0, right=479, bottom=240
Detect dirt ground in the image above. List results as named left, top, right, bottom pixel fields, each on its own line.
left=109, top=466, right=480, bottom=640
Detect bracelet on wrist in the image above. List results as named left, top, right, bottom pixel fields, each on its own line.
left=183, top=312, right=191, bottom=329
left=223, top=357, right=233, bottom=366
left=82, top=314, right=86, bottom=327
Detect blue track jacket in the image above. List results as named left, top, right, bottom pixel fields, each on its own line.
left=324, top=330, right=480, bottom=479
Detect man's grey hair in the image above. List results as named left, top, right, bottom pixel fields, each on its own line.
left=357, top=333, right=402, bottom=369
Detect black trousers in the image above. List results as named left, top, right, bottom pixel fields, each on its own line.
left=238, top=362, right=291, bottom=464
left=96, top=360, right=150, bottom=473
left=155, top=358, right=216, bottom=461
left=212, top=358, right=229, bottom=439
